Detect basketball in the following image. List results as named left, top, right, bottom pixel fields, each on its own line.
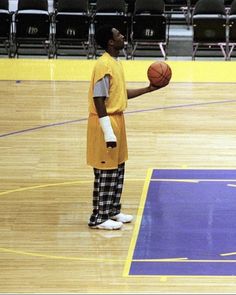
left=147, top=61, right=172, bottom=87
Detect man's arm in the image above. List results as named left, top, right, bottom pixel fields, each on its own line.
left=127, top=84, right=163, bottom=99
left=94, top=97, right=117, bottom=149
left=93, top=96, right=107, bottom=118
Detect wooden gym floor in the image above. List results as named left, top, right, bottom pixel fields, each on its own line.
left=1, top=59, right=236, bottom=293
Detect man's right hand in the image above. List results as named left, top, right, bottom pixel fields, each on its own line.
left=106, top=141, right=117, bottom=149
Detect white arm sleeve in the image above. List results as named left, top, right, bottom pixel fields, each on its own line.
left=99, top=116, right=117, bottom=143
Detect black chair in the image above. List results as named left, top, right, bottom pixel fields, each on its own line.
left=0, top=0, right=12, bottom=56
left=53, top=0, right=91, bottom=58
left=93, top=0, right=128, bottom=58
left=228, top=0, right=236, bottom=58
left=130, top=0, right=168, bottom=59
left=192, top=0, right=227, bottom=60
left=13, top=0, right=52, bottom=57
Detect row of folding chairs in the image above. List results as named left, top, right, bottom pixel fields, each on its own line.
left=1, top=0, right=236, bottom=59
left=0, top=0, right=205, bottom=58
left=0, top=0, right=169, bottom=59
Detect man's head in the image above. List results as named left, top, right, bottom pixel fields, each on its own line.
left=95, top=25, right=125, bottom=51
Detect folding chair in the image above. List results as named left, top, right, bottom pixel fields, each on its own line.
left=130, top=0, right=168, bottom=59
left=192, top=0, right=227, bottom=60
left=0, top=0, right=12, bottom=56
left=54, top=0, right=91, bottom=58
left=13, top=0, right=52, bottom=57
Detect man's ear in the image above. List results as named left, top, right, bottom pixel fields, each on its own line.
left=108, top=39, right=114, bottom=47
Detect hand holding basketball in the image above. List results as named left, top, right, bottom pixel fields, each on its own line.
left=147, top=61, right=172, bottom=88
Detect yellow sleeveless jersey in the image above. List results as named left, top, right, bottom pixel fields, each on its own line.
left=87, top=52, right=128, bottom=169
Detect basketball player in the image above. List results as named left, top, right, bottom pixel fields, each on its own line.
left=87, top=25, right=165, bottom=230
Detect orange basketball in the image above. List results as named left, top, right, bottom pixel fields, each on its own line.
left=147, top=61, right=172, bottom=87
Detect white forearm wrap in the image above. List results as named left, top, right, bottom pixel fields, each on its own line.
left=99, top=116, right=117, bottom=142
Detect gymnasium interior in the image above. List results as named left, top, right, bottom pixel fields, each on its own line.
left=1, top=0, right=236, bottom=294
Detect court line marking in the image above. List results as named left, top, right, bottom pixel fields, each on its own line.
left=1, top=250, right=234, bottom=264
left=0, top=118, right=87, bottom=138
left=132, top=259, right=236, bottom=263
left=151, top=179, right=199, bottom=183
left=119, top=274, right=236, bottom=278
left=0, top=247, right=192, bottom=263
left=0, top=247, right=125, bottom=263
left=151, top=167, right=236, bottom=170
left=133, top=258, right=188, bottom=261
left=123, top=168, right=153, bottom=277
left=0, top=178, right=147, bottom=198
left=0, top=178, right=208, bottom=198
left=0, top=180, right=92, bottom=197
left=221, top=252, right=236, bottom=257
left=1, top=245, right=235, bottom=264
left=151, top=179, right=236, bottom=182
left=1, top=98, right=236, bottom=138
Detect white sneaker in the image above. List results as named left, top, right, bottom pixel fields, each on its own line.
left=90, top=219, right=123, bottom=230
left=111, top=213, right=133, bottom=223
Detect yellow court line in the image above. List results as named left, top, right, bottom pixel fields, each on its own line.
left=0, top=180, right=92, bottom=197
left=1, top=246, right=235, bottom=264
left=0, top=178, right=146, bottom=198
left=0, top=247, right=191, bottom=263
left=0, top=177, right=234, bottom=198
left=1, top=245, right=235, bottom=263
left=123, top=168, right=153, bottom=277
left=0, top=247, right=124, bottom=263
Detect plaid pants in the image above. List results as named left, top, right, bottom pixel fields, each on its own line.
left=88, top=163, right=125, bottom=226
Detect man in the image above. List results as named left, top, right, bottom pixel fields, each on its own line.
left=87, top=25, right=166, bottom=230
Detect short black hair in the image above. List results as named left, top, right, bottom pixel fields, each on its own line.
left=95, top=24, right=114, bottom=50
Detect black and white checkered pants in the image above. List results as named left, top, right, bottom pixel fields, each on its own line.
left=88, top=162, right=125, bottom=226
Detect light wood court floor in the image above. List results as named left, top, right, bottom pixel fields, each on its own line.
left=1, top=60, right=236, bottom=293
